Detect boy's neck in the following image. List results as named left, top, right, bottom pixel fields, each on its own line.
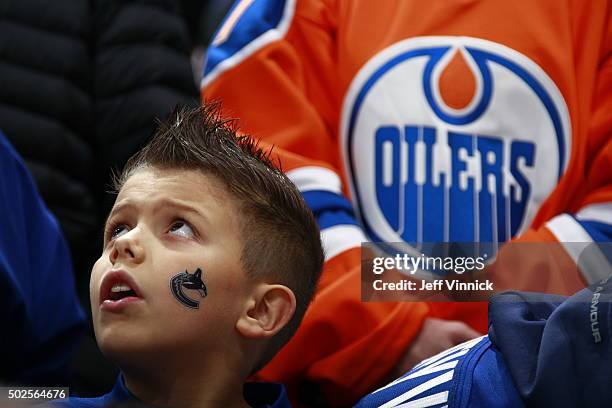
left=121, top=359, right=251, bottom=408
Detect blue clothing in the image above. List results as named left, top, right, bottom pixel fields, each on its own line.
left=356, top=277, right=612, bottom=407
left=47, top=375, right=291, bottom=407
left=0, top=131, right=84, bottom=384
left=354, top=335, right=524, bottom=408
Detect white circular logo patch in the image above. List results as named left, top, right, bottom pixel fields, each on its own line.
left=341, top=37, right=571, bottom=251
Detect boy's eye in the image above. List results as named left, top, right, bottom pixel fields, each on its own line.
left=168, top=220, right=195, bottom=239
left=111, top=224, right=129, bottom=239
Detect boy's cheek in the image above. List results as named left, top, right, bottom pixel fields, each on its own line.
left=89, top=257, right=107, bottom=303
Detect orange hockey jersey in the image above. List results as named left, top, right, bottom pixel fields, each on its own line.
left=202, top=0, right=611, bottom=404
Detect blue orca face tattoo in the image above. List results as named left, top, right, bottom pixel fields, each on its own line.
left=170, top=268, right=208, bottom=309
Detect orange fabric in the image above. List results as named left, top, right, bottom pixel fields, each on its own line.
left=204, top=0, right=611, bottom=404
left=489, top=230, right=587, bottom=296
left=206, top=1, right=611, bottom=222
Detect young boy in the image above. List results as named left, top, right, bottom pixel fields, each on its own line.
left=49, top=105, right=324, bottom=407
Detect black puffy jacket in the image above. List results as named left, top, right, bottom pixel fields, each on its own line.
left=0, top=0, right=97, bottom=284
left=94, top=0, right=198, bottom=215
left=0, top=0, right=197, bottom=285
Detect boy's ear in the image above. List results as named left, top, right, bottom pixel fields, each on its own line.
left=236, top=284, right=296, bottom=339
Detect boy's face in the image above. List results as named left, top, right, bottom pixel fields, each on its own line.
left=91, top=167, right=252, bottom=363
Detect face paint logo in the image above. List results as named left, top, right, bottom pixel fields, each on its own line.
left=170, top=268, right=208, bottom=309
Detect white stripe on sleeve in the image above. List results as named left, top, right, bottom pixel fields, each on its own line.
left=286, top=166, right=343, bottom=194
left=575, top=202, right=612, bottom=225
left=321, top=224, right=367, bottom=261
left=545, top=214, right=611, bottom=284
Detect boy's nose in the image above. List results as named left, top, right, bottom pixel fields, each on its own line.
left=110, top=233, right=145, bottom=265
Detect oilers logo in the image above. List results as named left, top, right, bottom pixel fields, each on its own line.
left=341, top=37, right=571, bottom=251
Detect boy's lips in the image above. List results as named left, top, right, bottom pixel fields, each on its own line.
left=99, top=270, right=144, bottom=311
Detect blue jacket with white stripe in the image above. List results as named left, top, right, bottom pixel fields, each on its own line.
left=356, top=278, right=612, bottom=408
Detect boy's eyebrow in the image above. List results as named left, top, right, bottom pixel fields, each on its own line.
left=152, top=198, right=210, bottom=225
left=104, top=198, right=209, bottom=227
left=104, top=201, right=134, bottom=229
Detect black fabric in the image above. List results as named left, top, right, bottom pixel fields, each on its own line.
left=93, top=0, right=198, bottom=216
left=0, top=0, right=97, bottom=288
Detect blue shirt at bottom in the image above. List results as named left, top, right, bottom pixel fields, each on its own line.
left=46, top=374, right=291, bottom=408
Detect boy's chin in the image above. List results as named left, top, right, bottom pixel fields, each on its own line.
left=95, top=326, right=159, bottom=363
